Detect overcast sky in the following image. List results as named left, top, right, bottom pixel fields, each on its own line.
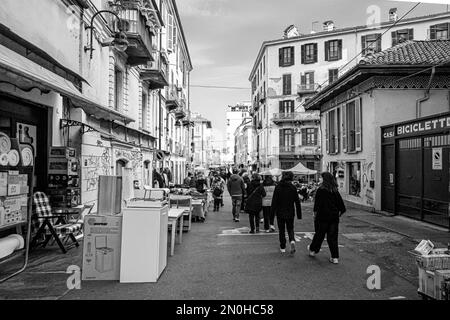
left=177, top=0, right=449, bottom=139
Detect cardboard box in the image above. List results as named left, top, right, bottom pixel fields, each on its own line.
left=434, top=270, right=450, bottom=300
left=0, top=195, right=26, bottom=226
left=418, top=267, right=436, bottom=298
left=82, top=214, right=122, bottom=281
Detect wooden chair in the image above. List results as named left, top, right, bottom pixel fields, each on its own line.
left=30, top=192, right=82, bottom=254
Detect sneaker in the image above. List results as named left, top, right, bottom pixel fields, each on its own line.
left=330, top=258, right=339, bottom=264
left=307, top=245, right=316, bottom=257
left=265, top=229, right=271, bottom=233
left=280, top=248, right=286, bottom=253
left=235, top=218, right=240, bottom=222
left=269, top=226, right=276, bottom=232
left=249, top=230, right=255, bottom=234
left=290, top=241, right=296, bottom=254
left=260, top=218, right=264, bottom=223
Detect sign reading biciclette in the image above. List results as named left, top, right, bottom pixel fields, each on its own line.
left=397, top=115, right=450, bottom=137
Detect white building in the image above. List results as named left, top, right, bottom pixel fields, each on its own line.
left=225, top=102, right=251, bottom=164
left=249, top=9, right=450, bottom=172
left=234, top=117, right=254, bottom=168
left=191, top=113, right=212, bottom=169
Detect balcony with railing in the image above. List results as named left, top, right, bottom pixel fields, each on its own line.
left=272, top=145, right=321, bottom=156
left=115, top=0, right=154, bottom=66
left=166, top=85, right=181, bottom=111
left=140, top=52, right=168, bottom=89
left=297, top=83, right=321, bottom=94
left=272, top=111, right=320, bottom=124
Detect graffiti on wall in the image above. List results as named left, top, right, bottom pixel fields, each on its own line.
left=115, top=148, right=143, bottom=179
left=362, top=161, right=375, bottom=206
left=82, top=147, right=111, bottom=192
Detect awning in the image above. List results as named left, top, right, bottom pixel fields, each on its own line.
left=0, top=44, right=134, bottom=124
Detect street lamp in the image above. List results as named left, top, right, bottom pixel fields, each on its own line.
left=84, top=10, right=129, bottom=59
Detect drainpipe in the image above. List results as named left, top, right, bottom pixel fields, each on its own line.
left=416, top=66, right=435, bottom=119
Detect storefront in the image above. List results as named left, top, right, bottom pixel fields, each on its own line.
left=381, top=112, right=450, bottom=229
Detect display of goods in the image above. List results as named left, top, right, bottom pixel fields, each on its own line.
left=7, top=150, right=20, bottom=166
left=20, top=146, right=33, bottom=166
left=416, top=254, right=450, bottom=271
left=0, top=154, right=8, bottom=166
left=0, top=132, right=11, bottom=154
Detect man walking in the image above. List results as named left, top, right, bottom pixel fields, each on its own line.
left=271, top=171, right=302, bottom=254
left=227, top=168, right=246, bottom=222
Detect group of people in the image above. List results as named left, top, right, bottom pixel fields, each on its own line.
left=152, top=167, right=173, bottom=188
left=183, top=170, right=227, bottom=211
left=226, top=168, right=346, bottom=264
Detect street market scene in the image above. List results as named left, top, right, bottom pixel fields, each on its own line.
left=0, top=0, right=450, bottom=305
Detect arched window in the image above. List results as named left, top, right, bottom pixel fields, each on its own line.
left=116, top=159, right=127, bottom=176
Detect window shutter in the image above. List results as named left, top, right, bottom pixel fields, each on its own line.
left=279, top=48, right=283, bottom=66
left=289, top=100, right=294, bottom=113
left=310, top=72, right=315, bottom=85
left=325, top=112, right=329, bottom=154
left=392, top=31, right=398, bottom=47
left=301, top=129, right=307, bottom=146
left=429, top=25, right=437, bottom=40
left=342, top=105, right=347, bottom=153
left=168, top=14, right=174, bottom=51
left=173, top=25, right=177, bottom=48
left=324, top=41, right=330, bottom=61
left=279, top=129, right=284, bottom=146
left=301, top=45, right=305, bottom=64
left=290, top=47, right=295, bottom=66
left=279, top=101, right=284, bottom=113
left=334, top=109, right=339, bottom=153
left=355, top=98, right=362, bottom=151
left=314, top=128, right=318, bottom=145
left=301, top=74, right=306, bottom=86
left=337, top=40, right=342, bottom=60
left=313, top=43, right=318, bottom=63
left=361, top=35, right=366, bottom=55
left=376, top=34, right=382, bottom=52
left=408, top=28, right=414, bottom=41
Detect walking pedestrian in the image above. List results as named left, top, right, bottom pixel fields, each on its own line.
left=271, top=171, right=302, bottom=254
left=241, top=173, right=251, bottom=213
left=245, top=173, right=266, bottom=233
left=211, top=174, right=225, bottom=212
left=195, top=173, right=208, bottom=194
left=262, top=175, right=276, bottom=233
left=227, top=168, right=246, bottom=222
left=308, top=172, right=346, bottom=264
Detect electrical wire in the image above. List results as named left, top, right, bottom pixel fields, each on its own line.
left=190, top=85, right=250, bottom=90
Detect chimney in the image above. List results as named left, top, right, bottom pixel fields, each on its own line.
left=283, top=25, right=300, bottom=39
left=389, top=8, right=398, bottom=22
left=323, top=20, right=335, bottom=32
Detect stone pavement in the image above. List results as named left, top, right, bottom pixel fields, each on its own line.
left=0, top=195, right=448, bottom=300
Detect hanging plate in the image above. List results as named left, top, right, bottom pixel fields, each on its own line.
left=21, top=146, right=33, bottom=166
left=0, top=153, right=8, bottom=166
left=7, top=149, right=20, bottom=166
left=0, top=132, right=11, bottom=154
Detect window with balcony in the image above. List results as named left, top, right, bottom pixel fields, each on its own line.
left=325, top=108, right=340, bottom=154
left=279, top=46, right=295, bottom=67
left=302, top=128, right=318, bottom=146
left=300, top=71, right=315, bottom=91
left=301, top=43, right=318, bottom=64
left=329, top=69, right=339, bottom=84
left=392, top=29, right=414, bottom=46
left=429, top=23, right=449, bottom=40
left=342, top=99, right=362, bottom=153
left=114, top=67, right=123, bottom=111
left=325, top=39, right=342, bottom=61
left=279, top=100, right=294, bottom=114
left=361, top=34, right=381, bottom=56
left=282, top=74, right=292, bottom=95
left=280, top=129, right=295, bottom=152
left=167, top=14, right=174, bottom=51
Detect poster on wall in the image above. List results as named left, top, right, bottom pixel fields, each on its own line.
left=16, top=123, right=37, bottom=156
left=432, top=148, right=442, bottom=170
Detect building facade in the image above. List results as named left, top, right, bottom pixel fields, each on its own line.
left=0, top=0, right=192, bottom=210
left=249, top=10, right=450, bottom=172
left=234, top=117, right=254, bottom=168
left=191, top=113, right=212, bottom=169
left=305, top=40, right=450, bottom=229
left=225, top=102, right=251, bottom=165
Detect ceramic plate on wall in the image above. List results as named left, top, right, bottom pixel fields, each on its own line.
left=21, top=147, right=33, bottom=166
left=0, top=132, right=11, bottom=154
left=7, top=150, right=20, bottom=166
left=0, top=153, right=8, bottom=166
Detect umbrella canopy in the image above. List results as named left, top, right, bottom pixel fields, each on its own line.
left=285, top=162, right=317, bottom=175
left=194, top=166, right=206, bottom=171
left=260, top=168, right=283, bottom=176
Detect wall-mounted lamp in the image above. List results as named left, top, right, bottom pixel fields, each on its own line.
left=84, top=10, right=129, bottom=59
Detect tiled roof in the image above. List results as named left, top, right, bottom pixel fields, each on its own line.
left=359, top=40, right=450, bottom=66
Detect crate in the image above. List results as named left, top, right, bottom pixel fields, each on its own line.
left=416, top=254, right=450, bottom=271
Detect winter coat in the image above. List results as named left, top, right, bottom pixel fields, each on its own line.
left=196, top=178, right=207, bottom=193
left=245, top=180, right=266, bottom=214
left=227, top=174, right=246, bottom=198
left=313, top=187, right=346, bottom=223
left=262, top=185, right=275, bottom=207
left=271, top=180, right=302, bottom=219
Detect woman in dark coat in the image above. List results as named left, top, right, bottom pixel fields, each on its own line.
left=271, top=171, right=302, bottom=254
left=245, top=173, right=266, bottom=234
left=308, top=172, right=346, bottom=264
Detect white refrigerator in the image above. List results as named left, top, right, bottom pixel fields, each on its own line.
left=120, top=201, right=168, bottom=283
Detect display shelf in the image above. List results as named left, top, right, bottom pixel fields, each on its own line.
left=0, top=221, right=27, bottom=232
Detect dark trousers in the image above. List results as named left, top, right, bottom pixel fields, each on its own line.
left=249, top=211, right=261, bottom=232
left=214, top=198, right=221, bottom=211
left=263, top=206, right=275, bottom=230
left=277, top=216, right=295, bottom=249
left=310, top=220, right=339, bottom=259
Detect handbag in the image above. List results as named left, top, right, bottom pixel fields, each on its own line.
left=245, top=187, right=263, bottom=213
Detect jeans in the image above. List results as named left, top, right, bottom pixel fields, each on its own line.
left=263, top=206, right=275, bottom=230
left=249, top=211, right=261, bottom=232
left=231, top=196, right=242, bottom=220
left=214, top=198, right=221, bottom=211
left=309, top=220, right=339, bottom=259
left=277, top=216, right=295, bottom=249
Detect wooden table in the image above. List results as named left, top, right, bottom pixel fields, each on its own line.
left=168, top=208, right=185, bottom=256
left=169, top=195, right=193, bottom=231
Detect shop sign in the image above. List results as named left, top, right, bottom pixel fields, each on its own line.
left=432, top=148, right=442, bottom=170
left=396, top=115, right=450, bottom=138
left=382, top=126, right=395, bottom=143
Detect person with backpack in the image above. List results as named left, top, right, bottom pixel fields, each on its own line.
left=262, top=175, right=276, bottom=233
left=308, top=172, right=346, bottom=264
left=271, top=171, right=302, bottom=254
left=211, top=174, right=225, bottom=212
left=227, top=168, right=246, bottom=222
left=245, top=173, right=266, bottom=234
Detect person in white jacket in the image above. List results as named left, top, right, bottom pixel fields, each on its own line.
left=262, top=175, right=276, bottom=232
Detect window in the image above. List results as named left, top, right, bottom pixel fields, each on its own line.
left=325, top=40, right=342, bottom=61
left=325, top=108, right=340, bottom=154
left=361, top=34, right=381, bottom=56
left=263, top=56, right=265, bottom=75
left=329, top=69, right=339, bottom=84
left=167, top=14, right=174, bottom=51
left=429, top=23, right=449, bottom=40
left=300, top=71, right=315, bottom=90
left=282, top=74, right=292, bottom=95
left=348, top=162, right=361, bottom=197
left=302, top=128, right=318, bottom=146
left=252, top=77, right=257, bottom=94
left=392, top=29, right=414, bottom=46
left=142, top=92, right=147, bottom=130
left=279, top=129, right=295, bottom=152
left=114, top=68, right=123, bottom=111
left=279, top=47, right=295, bottom=67
left=342, top=99, right=362, bottom=153
left=301, top=43, right=318, bottom=64
left=279, top=100, right=294, bottom=113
